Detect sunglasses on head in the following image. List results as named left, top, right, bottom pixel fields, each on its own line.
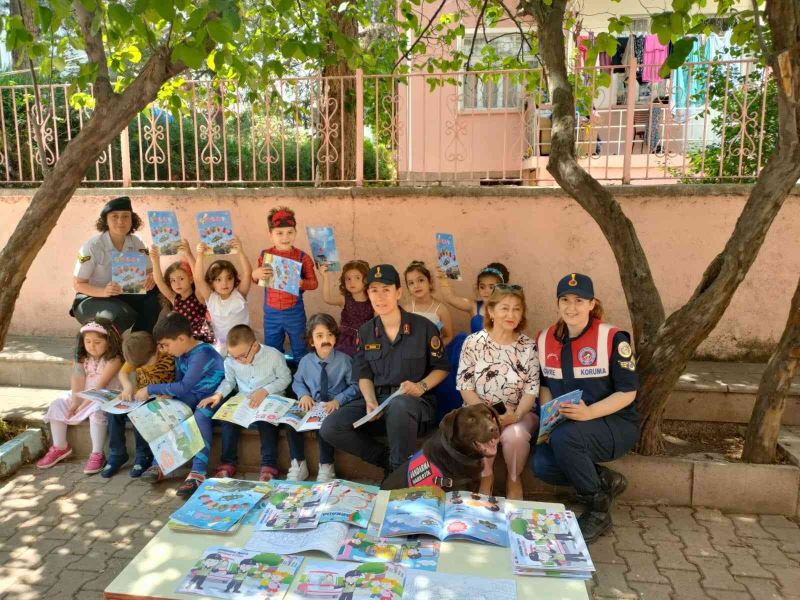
left=494, top=283, right=523, bottom=291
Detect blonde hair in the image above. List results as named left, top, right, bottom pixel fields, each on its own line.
left=484, top=285, right=527, bottom=333
left=554, top=298, right=605, bottom=339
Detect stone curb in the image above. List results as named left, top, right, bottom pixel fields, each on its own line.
left=0, top=427, right=46, bottom=479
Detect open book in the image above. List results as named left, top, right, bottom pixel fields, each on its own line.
left=129, top=399, right=204, bottom=475
left=402, top=570, right=516, bottom=600
left=379, top=487, right=509, bottom=546
left=353, top=389, right=404, bottom=428
left=537, top=389, right=583, bottom=444
left=169, top=478, right=268, bottom=534
left=291, top=560, right=405, bottom=600
left=254, top=481, right=335, bottom=531
left=77, top=388, right=151, bottom=414
left=213, top=394, right=327, bottom=432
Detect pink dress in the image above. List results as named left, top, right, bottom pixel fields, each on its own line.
left=43, top=357, right=122, bottom=426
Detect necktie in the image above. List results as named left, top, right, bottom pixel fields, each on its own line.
left=319, top=361, right=329, bottom=403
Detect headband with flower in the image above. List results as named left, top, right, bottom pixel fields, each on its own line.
left=479, top=267, right=505, bottom=283
left=270, top=209, right=296, bottom=229
left=80, top=321, right=109, bottom=336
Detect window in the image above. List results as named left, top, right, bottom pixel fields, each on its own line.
left=629, top=17, right=650, bottom=33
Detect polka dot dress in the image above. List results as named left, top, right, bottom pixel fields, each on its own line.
left=174, top=293, right=216, bottom=344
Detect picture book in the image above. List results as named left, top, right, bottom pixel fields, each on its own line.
left=401, top=570, right=516, bottom=600
left=197, top=211, right=234, bottom=255
left=76, top=388, right=149, bottom=414
left=147, top=210, right=181, bottom=255
left=305, top=226, right=340, bottom=272
left=246, top=521, right=352, bottom=560
left=379, top=488, right=508, bottom=546
left=288, top=560, right=405, bottom=600
left=214, top=395, right=327, bottom=432
left=111, top=251, right=147, bottom=295
left=259, top=253, right=301, bottom=296
left=319, top=480, right=379, bottom=528
left=435, top=233, right=462, bottom=281
left=507, top=509, right=595, bottom=578
left=169, top=478, right=267, bottom=533
left=129, top=399, right=204, bottom=475
left=337, top=529, right=440, bottom=572
left=353, top=389, right=404, bottom=428
left=255, top=481, right=335, bottom=531
left=537, top=389, right=583, bottom=444
left=277, top=402, right=327, bottom=432
left=176, top=546, right=303, bottom=600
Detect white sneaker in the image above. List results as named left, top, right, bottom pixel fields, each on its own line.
left=286, top=459, right=309, bottom=481
left=317, top=463, right=336, bottom=483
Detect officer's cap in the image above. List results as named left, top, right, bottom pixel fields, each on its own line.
left=556, top=273, right=594, bottom=300
left=366, top=264, right=400, bottom=288
left=101, top=196, right=132, bottom=217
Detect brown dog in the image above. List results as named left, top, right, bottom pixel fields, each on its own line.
left=381, top=403, right=501, bottom=491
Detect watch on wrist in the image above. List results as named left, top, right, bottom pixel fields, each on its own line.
left=419, top=381, right=429, bottom=393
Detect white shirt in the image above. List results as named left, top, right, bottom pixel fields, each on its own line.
left=206, top=289, right=250, bottom=346
left=216, top=344, right=292, bottom=398
left=74, top=232, right=151, bottom=288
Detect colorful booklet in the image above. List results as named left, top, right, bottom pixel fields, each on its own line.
left=169, top=478, right=268, bottom=533
left=260, top=253, right=302, bottom=296
left=435, top=233, right=462, bottom=280
left=278, top=402, right=327, bottom=432
left=353, top=389, right=404, bottom=428
left=213, top=395, right=327, bottom=432
left=176, top=546, right=303, bottom=600
left=111, top=251, right=147, bottom=294
left=338, top=527, right=440, bottom=572
left=305, top=226, right=340, bottom=271
left=76, top=388, right=150, bottom=414
left=255, top=481, right=335, bottom=531
left=147, top=210, right=181, bottom=255
left=379, top=488, right=509, bottom=546
left=128, top=399, right=204, bottom=475
left=537, top=389, right=583, bottom=444
left=197, top=211, right=234, bottom=255
left=402, top=569, right=516, bottom=599
left=246, top=521, right=352, bottom=560
left=507, top=509, right=595, bottom=579
left=290, top=560, right=405, bottom=600
left=319, top=480, right=379, bottom=528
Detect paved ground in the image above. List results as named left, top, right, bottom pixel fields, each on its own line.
left=1, top=464, right=799, bottom=600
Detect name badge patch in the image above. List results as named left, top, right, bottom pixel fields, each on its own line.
left=364, top=343, right=381, bottom=351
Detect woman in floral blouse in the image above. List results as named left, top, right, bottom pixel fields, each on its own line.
left=456, top=284, right=539, bottom=499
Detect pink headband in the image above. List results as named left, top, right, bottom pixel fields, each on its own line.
left=80, top=322, right=108, bottom=336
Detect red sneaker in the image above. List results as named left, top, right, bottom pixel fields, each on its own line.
left=213, top=463, right=237, bottom=479
left=36, top=445, right=73, bottom=469
left=83, top=452, right=106, bottom=474
left=259, top=465, right=279, bottom=482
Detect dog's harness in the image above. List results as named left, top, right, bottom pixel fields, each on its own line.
left=406, top=450, right=452, bottom=489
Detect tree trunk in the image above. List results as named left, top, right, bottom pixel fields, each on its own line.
left=524, top=0, right=800, bottom=454
left=318, top=2, right=358, bottom=184
left=742, top=276, right=800, bottom=463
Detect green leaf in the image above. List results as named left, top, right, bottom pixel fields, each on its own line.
left=108, top=3, right=132, bottom=31
left=281, top=40, right=304, bottom=60
left=173, top=43, right=206, bottom=69
left=207, top=19, right=233, bottom=44
left=185, top=6, right=208, bottom=30
left=37, top=6, right=54, bottom=33
left=155, top=0, right=175, bottom=20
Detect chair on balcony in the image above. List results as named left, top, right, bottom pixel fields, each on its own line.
left=632, top=108, right=650, bottom=153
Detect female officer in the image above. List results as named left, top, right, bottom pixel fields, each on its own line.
left=71, top=196, right=160, bottom=333
left=531, top=273, right=638, bottom=543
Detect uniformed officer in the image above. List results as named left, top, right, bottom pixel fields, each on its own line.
left=320, top=264, right=449, bottom=473
left=71, top=196, right=160, bottom=333
left=530, top=273, right=639, bottom=543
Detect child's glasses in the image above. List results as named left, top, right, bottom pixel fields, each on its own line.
left=231, top=341, right=258, bottom=362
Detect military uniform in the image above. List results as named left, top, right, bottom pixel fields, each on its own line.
left=320, top=265, right=449, bottom=472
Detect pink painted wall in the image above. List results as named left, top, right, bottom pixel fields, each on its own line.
left=0, top=186, right=797, bottom=360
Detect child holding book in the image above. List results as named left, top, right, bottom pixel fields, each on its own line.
left=319, top=260, right=373, bottom=356
left=135, top=312, right=225, bottom=497
left=197, top=324, right=292, bottom=482
left=103, top=331, right=176, bottom=478
left=289, top=313, right=360, bottom=482
left=252, top=207, right=318, bottom=364
left=194, top=237, right=253, bottom=353
left=150, top=240, right=215, bottom=344
left=37, top=319, right=123, bottom=474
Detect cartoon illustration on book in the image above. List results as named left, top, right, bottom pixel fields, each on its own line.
left=259, top=253, right=301, bottom=296
left=170, top=479, right=267, bottom=533
left=76, top=388, right=149, bottom=414
left=111, top=251, right=148, bottom=294
left=255, top=481, right=335, bottom=531
left=435, top=233, right=462, bottom=281
left=537, top=389, right=583, bottom=444
left=177, top=546, right=302, bottom=600
left=197, top=211, right=234, bottom=255
left=214, top=395, right=327, bottom=432
left=289, top=560, right=404, bottom=600
left=402, top=570, right=517, bottom=600
left=128, top=399, right=204, bottom=474
left=306, top=226, right=340, bottom=271
left=319, top=480, right=379, bottom=528
left=337, top=530, right=440, bottom=571
left=147, top=210, right=181, bottom=255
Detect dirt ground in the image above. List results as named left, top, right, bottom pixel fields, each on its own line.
left=660, top=420, right=789, bottom=464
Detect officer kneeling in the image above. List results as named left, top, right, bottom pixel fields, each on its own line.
left=320, top=264, right=449, bottom=475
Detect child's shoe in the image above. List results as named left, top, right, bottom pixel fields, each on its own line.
left=317, top=463, right=336, bottom=483
left=286, top=459, right=309, bottom=481
left=129, top=457, right=153, bottom=478
left=213, top=463, right=237, bottom=479
left=259, top=465, right=279, bottom=482
left=84, top=452, right=106, bottom=475
left=176, top=472, right=206, bottom=499
left=100, top=454, right=127, bottom=478
left=140, top=465, right=164, bottom=483
left=37, top=445, right=73, bottom=469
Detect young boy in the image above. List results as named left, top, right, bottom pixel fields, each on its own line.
left=252, top=206, right=318, bottom=365
left=198, top=324, right=292, bottom=482
left=103, top=331, right=175, bottom=479
left=136, top=312, right=224, bottom=497
left=289, top=313, right=359, bottom=482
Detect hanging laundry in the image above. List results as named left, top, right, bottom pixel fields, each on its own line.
left=611, top=36, right=629, bottom=73
left=577, top=35, right=590, bottom=68
left=633, top=35, right=646, bottom=83
left=642, top=35, right=670, bottom=83
left=671, top=36, right=711, bottom=121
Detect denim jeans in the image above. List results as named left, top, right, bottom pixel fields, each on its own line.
left=220, top=421, right=279, bottom=468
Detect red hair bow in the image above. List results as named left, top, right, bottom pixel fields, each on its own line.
left=271, top=210, right=296, bottom=228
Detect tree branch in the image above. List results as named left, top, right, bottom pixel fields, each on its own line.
left=465, top=0, right=489, bottom=71
left=751, top=0, right=772, bottom=62
left=393, top=0, right=448, bottom=70
left=73, top=0, right=113, bottom=106
left=497, top=0, right=533, bottom=52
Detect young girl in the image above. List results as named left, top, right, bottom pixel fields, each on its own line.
left=37, top=319, right=123, bottom=474
left=402, top=261, right=453, bottom=345
left=319, top=260, right=373, bottom=356
left=151, top=240, right=215, bottom=345
left=194, top=237, right=253, bottom=353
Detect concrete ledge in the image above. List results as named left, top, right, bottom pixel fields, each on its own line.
left=606, top=454, right=694, bottom=506
left=665, top=391, right=800, bottom=425
left=0, top=428, right=46, bottom=479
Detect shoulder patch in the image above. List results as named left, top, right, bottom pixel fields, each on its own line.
left=430, top=335, right=443, bottom=358
left=78, top=254, right=91, bottom=263
left=617, top=341, right=633, bottom=358
left=618, top=357, right=637, bottom=371
left=364, top=343, right=381, bottom=351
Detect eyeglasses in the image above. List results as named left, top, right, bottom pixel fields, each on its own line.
left=231, top=341, right=258, bottom=362
left=494, top=283, right=523, bottom=291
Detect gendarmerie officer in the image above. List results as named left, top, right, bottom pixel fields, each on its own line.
left=71, top=196, right=160, bottom=333
left=530, top=273, right=639, bottom=543
left=320, top=264, right=449, bottom=473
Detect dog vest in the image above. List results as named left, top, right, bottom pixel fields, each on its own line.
left=406, top=450, right=453, bottom=489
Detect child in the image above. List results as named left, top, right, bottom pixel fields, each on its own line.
left=103, top=331, right=175, bottom=478
left=194, top=237, right=253, bottom=354
left=319, top=260, right=373, bottom=356
left=197, top=324, right=291, bottom=482
left=252, top=207, right=318, bottom=364
left=37, top=319, right=123, bottom=474
left=151, top=240, right=215, bottom=344
left=402, top=260, right=454, bottom=345
left=289, top=313, right=359, bottom=482
left=136, top=312, right=225, bottom=498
